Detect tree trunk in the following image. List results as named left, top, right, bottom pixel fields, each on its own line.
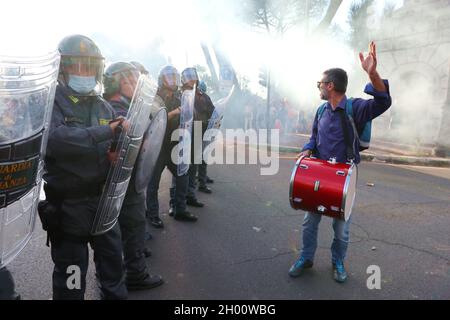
left=200, top=42, right=219, bottom=91
left=313, top=0, right=343, bottom=34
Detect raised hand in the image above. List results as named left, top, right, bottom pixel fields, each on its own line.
left=359, top=41, right=377, bottom=75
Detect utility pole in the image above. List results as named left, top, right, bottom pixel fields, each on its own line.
left=266, top=69, right=271, bottom=144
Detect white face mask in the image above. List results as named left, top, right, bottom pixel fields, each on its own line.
left=68, top=75, right=97, bottom=94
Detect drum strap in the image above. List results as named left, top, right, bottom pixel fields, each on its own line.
left=337, top=109, right=354, bottom=162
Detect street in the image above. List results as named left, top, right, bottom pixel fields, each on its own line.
left=8, top=154, right=450, bottom=300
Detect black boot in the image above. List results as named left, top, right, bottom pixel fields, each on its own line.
left=149, top=216, right=164, bottom=228
left=143, top=247, right=152, bottom=258
left=186, top=197, right=204, bottom=207
left=174, top=210, right=198, bottom=222
left=126, top=274, right=164, bottom=291
left=198, top=185, right=212, bottom=194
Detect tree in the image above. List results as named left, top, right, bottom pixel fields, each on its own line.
left=241, top=0, right=343, bottom=130
left=242, top=0, right=335, bottom=36
left=348, top=0, right=398, bottom=51
left=348, top=0, right=375, bottom=50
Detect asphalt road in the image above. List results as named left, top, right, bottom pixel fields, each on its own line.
left=8, top=154, right=450, bottom=300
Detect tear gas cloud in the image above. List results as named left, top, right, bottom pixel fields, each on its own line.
left=1, top=0, right=448, bottom=147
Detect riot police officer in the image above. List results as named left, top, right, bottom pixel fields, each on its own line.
left=42, top=35, right=128, bottom=300
left=146, top=66, right=198, bottom=226
left=103, top=62, right=163, bottom=290
left=178, top=68, right=209, bottom=209
left=184, top=75, right=215, bottom=202
left=196, top=81, right=215, bottom=191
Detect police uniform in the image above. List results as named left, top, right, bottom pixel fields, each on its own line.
left=43, top=85, right=127, bottom=300
left=146, top=89, right=191, bottom=222
left=186, top=89, right=215, bottom=201
left=108, top=97, right=163, bottom=289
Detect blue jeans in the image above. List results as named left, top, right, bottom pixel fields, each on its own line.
left=300, top=212, right=351, bottom=264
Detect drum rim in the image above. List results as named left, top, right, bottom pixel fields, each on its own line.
left=289, top=155, right=304, bottom=208
left=341, top=163, right=358, bottom=221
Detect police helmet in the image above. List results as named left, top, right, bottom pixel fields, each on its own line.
left=104, top=62, right=140, bottom=98
left=130, top=61, right=149, bottom=75
left=58, top=34, right=104, bottom=96
left=157, top=65, right=180, bottom=91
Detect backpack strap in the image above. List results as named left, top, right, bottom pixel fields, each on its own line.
left=345, top=98, right=358, bottom=136
left=337, top=108, right=355, bottom=162
left=317, top=102, right=327, bottom=120
left=345, top=98, right=353, bottom=117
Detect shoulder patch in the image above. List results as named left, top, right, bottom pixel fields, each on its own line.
left=68, top=95, right=79, bottom=104
left=99, top=119, right=110, bottom=126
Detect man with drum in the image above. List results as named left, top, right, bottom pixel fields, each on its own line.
left=289, top=42, right=391, bottom=283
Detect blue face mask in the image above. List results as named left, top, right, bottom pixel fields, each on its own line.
left=68, top=75, right=97, bottom=94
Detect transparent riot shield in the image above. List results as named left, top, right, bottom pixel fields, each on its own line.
left=0, top=52, right=60, bottom=268
left=91, top=75, right=156, bottom=235
left=134, top=107, right=167, bottom=193
left=202, top=85, right=234, bottom=163
left=177, top=84, right=195, bottom=176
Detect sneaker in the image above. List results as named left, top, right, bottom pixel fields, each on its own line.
left=288, top=256, right=313, bottom=277
left=333, top=261, right=348, bottom=283
left=169, top=206, right=175, bottom=217
left=206, top=177, right=214, bottom=184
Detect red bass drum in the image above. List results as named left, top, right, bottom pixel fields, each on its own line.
left=289, top=156, right=358, bottom=221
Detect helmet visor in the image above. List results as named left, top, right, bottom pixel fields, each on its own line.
left=60, top=56, right=104, bottom=95
left=161, top=72, right=180, bottom=89
left=117, top=69, right=141, bottom=98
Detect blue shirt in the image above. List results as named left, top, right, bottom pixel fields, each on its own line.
left=302, top=80, right=391, bottom=164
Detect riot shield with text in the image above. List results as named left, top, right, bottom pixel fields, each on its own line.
left=177, top=84, right=195, bottom=176
left=91, top=75, right=156, bottom=235
left=0, top=52, right=60, bottom=267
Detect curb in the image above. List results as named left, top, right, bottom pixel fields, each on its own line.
left=230, top=141, right=450, bottom=168
left=275, top=145, right=450, bottom=167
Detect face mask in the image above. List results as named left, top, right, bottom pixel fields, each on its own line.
left=68, top=75, right=97, bottom=94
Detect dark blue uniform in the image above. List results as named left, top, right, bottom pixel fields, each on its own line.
left=146, top=89, right=189, bottom=219
left=108, top=98, right=154, bottom=285
left=43, top=85, right=127, bottom=300
left=186, top=90, right=215, bottom=200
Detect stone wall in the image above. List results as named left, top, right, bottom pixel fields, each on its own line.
left=373, top=0, right=450, bottom=149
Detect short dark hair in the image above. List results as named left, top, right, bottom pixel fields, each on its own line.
left=323, top=68, right=348, bottom=93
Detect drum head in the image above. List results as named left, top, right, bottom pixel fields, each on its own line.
left=343, top=164, right=358, bottom=221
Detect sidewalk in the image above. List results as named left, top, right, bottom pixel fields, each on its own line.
left=223, top=132, right=450, bottom=168
left=277, top=133, right=450, bottom=167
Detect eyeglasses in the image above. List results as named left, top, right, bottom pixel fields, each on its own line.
left=317, top=81, right=331, bottom=88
